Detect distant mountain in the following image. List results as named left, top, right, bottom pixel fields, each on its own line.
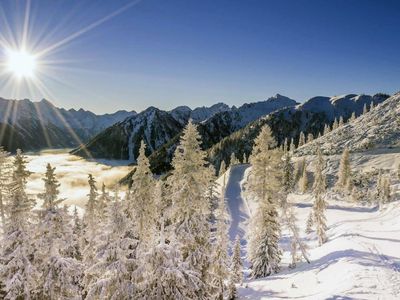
left=0, top=97, right=136, bottom=152
left=295, top=92, right=400, bottom=155
left=112, top=94, right=298, bottom=176
left=71, top=102, right=233, bottom=161
left=206, top=93, right=390, bottom=169
left=71, top=107, right=184, bottom=161
left=170, top=102, right=231, bottom=125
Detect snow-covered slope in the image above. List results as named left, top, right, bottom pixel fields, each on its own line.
left=0, top=97, right=136, bottom=151
left=222, top=151, right=400, bottom=299
left=71, top=106, right=183, bottom=161
left=296, top=92, right=400, bottom=155
left=207, top=93, right=390, bottom=168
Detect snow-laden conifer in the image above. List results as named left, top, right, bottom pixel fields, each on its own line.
left=312, top=147, right=328, bottom=246
left=167, top=120, right=213, bottom=297
left=247, top=125, right=282, bottom=278
left=307, top=133, right=314, bottom=143
left=219, top=160, right=226, bottom=176
left=336, top=148, right=351, bottom=192
left=0, top=149, right=39, bottom=299
left=35, top=164, right=82, bottom=299
left=0, top=147, right=11, bottom=229
left=231, top=236, right=243, bottom=285
left=210, top=183, right=230, bottom=299
left=299, top=159, right=308, bottom=194
left=128, top=141, right=156, bottom=249
left=298, top=132, right=306, bottom=147
left=84, top=192, right=137, bottom=299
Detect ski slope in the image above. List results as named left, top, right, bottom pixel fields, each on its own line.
left=221, top=162, right=400, bottom=299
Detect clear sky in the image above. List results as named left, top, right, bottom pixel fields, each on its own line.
left=0, top=0, right=399, bottom=114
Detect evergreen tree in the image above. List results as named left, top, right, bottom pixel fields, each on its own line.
left=349, top=112, right=356, bottom=122
left=332, top=118, right=339, bottom=130
left=0, top=149, right=39, bottom=299
left=247, top=126, right=282, bottom=278
left=305, top=211, right=313, bottom=234
left=82, top=174, right=99, bottom=267
left=323, top=124, right=331, bottom=135
left=72, top=206, right=83, bottom=260
left=35, top=164, right=82, bottom=299
left=210, top=184, right=230, bottom=299
left=363, top=103, right=368, bottom=114
left=299, top=160, right=308, bottom=194
left=370, top=101, right=375, bottom=109
left=218, top=160, right=226, bottom=176
left=84, top=194, right=137, bottom=299
left=0, top=147, right=10, bottom=229
left=397, top=163, right=400, bottom=180
left=167, top=121, right=213, bottom=297
left=231, top=236, right=243, bottom=285
left=289, top=138, right=296, bottom=152
left=298, top=132, right=306, bottom=147
left=97, top=183, right=110, bottom=221
left=307, top=133, right=314, bottom=143
left=312, top=147, right=328, bottom=246
left=230, top=152, right=238, bottom=166
left=128, top=141, right=156, bottom=250
left=336, top=148, right=351, bottom=192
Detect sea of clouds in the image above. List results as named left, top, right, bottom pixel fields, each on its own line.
left=25, top=149, right=131, bottom=209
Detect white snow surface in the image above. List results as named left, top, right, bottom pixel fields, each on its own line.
left=221, top=152, right=400, bottom=299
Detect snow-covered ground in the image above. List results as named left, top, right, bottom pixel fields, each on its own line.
left=222, top=152, right=400, bottom=299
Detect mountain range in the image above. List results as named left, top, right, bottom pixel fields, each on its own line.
left=0, top=97, right=135, bottom=151
left=0, top=92, right=394, bottom=179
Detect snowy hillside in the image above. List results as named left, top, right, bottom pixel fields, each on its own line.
left=296, top=92, right=400, bottom=155
left=207, top=93, right=390, bottom=169
left=221, top=151, right=400, bottom=299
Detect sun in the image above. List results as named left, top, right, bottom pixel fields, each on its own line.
left=5, top=49, right=37, bottom=79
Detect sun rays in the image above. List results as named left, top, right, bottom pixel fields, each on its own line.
left=0, top=0, right=141, bottom=156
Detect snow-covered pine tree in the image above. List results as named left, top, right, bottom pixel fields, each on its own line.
left=84, top=193, right=137, bottom=299
left=299, top=159, right=308, bottom=194
left=323, top=124, right=331, bottom=135
left=298, top=132, right=306, bottom=147
left=332, top=118, right=339, bottom=130
left=231, top=236, right=243, bottom=285
left=281, top=151, right=310, bottom=267
left=167, top=120, right=213, bottom=297
left=127, top=140, right=156, bottom=250
left=371, top=101, right=375, bottom=109
left=305, top=211, right=313, bottom=234
left=0, top=147, right=10, bottom=229
left=349, top=112, right=356, bottom=122
left=247, top=125, right=282, bottom=278
left=289, top=138, right=296, bottom=152
left=210, top=183, right=230, bottom=300
left=336, top=148, right=351, bottom=192
left=382, top=176, right=391, bottom=203
left=363, top=103, right=368, bottom=114
left=397, top=163, right=400, bottom=180
left=97, top=183, right=110, bottom=221
left=307, top=133, right=314, bottom=143
left=243, top=153, right=248, bottom=164
left=312, top=147, right=328, bottom=246
left=82, top=174, right=99, bottom=267
left=136, top=221, right=201, bottom=300
left=230, top=152, right=239, bottom=166
left=0, top=149, right=39, bottom=299
left=206, top=166, right=219, bottom=222
left=219, top=160, right=226, bottom=176
left=72, top=206, right=83, bottom=260
left=35, top=163, right=82, bottom=299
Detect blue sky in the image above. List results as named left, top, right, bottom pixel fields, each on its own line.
left=0, top=0, right=399, bottom=113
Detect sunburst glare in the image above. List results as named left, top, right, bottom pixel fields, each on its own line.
left=5, top=48, right=37, bottom=79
